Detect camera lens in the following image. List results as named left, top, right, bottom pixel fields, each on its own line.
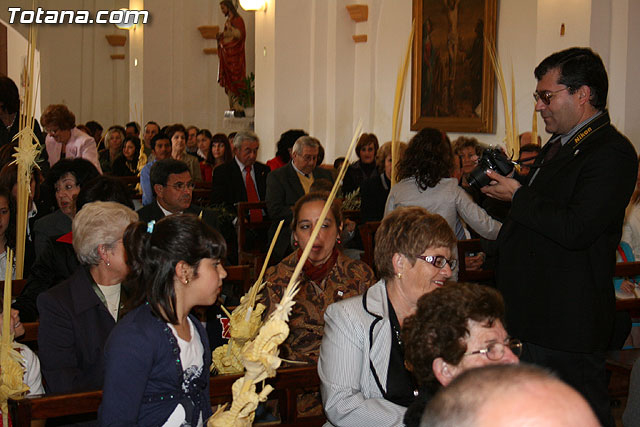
left=468, top=161, right=492, bottom=188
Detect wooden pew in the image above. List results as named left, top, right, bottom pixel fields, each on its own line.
left=17, top=322, right=38, bottom=345
left=359, top=221, right=380, bottom=271
left=1, top=279, right=28, bottom=299
left=236, top=201, right=272, bottom=272
left=225, top=264, right=253, bottom=294
left=9, top=365, right=323, bottom=427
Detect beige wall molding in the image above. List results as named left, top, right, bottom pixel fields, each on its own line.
left=352, top=34, right=367, bottom=43
left=346, top=4, right=368, bottom=22
left=105, top=34, right=127, bottom=46
left=198, top=25, right=220, bottom=39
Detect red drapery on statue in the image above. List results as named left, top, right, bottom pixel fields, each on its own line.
left=217, top=15, right=246, bottom=97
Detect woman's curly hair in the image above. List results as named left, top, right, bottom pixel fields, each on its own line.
left=396, top=128, right=453, bottom=190
left=402, top=282, right=506, bottom=391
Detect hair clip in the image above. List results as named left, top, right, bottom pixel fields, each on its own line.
left=147, top=220, right=156, bottom=234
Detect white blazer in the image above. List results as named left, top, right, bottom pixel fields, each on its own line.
left=46, top=127, right=102, bottom=173
left=318, top=279, right=407, bottom=427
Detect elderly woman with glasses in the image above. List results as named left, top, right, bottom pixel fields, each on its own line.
left=41, top=104, right=102, bottom=172
left=401, top=282, right=520, bottom=427
left=37, top=201, right=138, bottom=393
left=318, top=206, right=456, bottom=426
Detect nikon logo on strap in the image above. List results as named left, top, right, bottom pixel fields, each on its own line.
left=569, top=111, right=610, bottom=150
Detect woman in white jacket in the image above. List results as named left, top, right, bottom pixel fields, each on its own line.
left=318, top=207, right=457, bottom=426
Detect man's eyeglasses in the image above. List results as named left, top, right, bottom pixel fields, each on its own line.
left=166, top=181, right=195, bottom=191
left=415, top=255, right=458, bottom=270
left=533, top=87, right=568, bottom=105
left=464, top=338, right=522, bottom=361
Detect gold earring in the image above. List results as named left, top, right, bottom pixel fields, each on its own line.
left=396, top=272, right=402, bottom=279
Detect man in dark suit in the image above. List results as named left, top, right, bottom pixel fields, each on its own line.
left=482, top=47, right=637, bottom=426
left=137, top=159, right=237, bottom=263
left=266, top=136, right=334, bottom=261
left=211, top=130, right=270, bottom=214
left=136, top=159, right=196, bottom=222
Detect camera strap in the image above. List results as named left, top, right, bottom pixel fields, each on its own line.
left=528, top=111, right=611, bottom=170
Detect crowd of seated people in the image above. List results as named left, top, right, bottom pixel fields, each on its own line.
left=3, top=77, right=639, bottom=425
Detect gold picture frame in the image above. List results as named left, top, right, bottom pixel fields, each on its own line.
left=411, top=0, right=497, bottom=133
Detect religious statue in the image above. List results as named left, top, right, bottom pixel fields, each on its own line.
left=217, top=0, right=246, bottom=111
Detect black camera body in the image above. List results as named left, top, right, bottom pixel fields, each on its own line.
left=467, top=148, right=514, bottom=189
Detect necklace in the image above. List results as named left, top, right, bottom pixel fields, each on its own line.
left=391, top=321, right=403, bottom=348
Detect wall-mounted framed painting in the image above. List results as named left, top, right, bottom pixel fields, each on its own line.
left=411, top=0, right=497, bottom=133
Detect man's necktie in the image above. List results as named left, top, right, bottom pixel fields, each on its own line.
left=543, top=137, right=562, bottom=163
left=245, top=165, right=263, bottom=222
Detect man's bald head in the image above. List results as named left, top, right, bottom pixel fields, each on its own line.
left=420, top=364, right=599, bottom=427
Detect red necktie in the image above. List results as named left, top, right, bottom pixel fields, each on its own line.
left=245, top=166, right=263, bottom=222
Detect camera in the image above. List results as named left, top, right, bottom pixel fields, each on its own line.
left=467, top=147, right=514, bottom=189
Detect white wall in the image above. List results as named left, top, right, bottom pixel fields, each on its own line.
left=142, top=0, right=254, bottom=131
left=1, top=0, right=129, bottom=128
left=623, top=0, right=640, bottom=146
left=255, top=0, right=276, bottom=155
left=1, top=0, right=255, bottom=133
left=254, top=0, right=640, bottom=163
left=3, top=1, right=637, bottom=156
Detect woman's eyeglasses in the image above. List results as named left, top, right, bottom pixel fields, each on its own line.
left=464, top=338, right=523, bottom=361
left=415, top=255, right=457, bottom=270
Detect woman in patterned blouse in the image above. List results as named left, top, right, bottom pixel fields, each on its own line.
left=262, top=191, right=376, bottom=363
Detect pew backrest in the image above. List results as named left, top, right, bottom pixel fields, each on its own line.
left=9, top=365, right=323, bottom=426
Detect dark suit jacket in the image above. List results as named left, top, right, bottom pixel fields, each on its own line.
left=211, top=159, right=270, bottom=212
left=360, top=173, right=390, bottom=223
left=136, top=202, right=209, bottom=223
left=136, top=202, right=238, bottom=264
left=14, top=234, right=79, bottom=322
left=496, top=111, right=638, bottom=352
left=37, top=266, right=124, bottom=393
left=265, top=162, right=334, bottom=261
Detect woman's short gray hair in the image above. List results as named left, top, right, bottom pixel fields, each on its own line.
left=72, top=201, right=138, bottom=266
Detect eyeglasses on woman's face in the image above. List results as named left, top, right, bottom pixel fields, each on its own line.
left=415, top=254, right=457, bottom=270
left=464, top=338, right=522, bottom=361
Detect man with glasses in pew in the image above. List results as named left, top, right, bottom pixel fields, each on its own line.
left=137, top=158, right=237, bottom=263
left=481, top=47, right=637, bottom=426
